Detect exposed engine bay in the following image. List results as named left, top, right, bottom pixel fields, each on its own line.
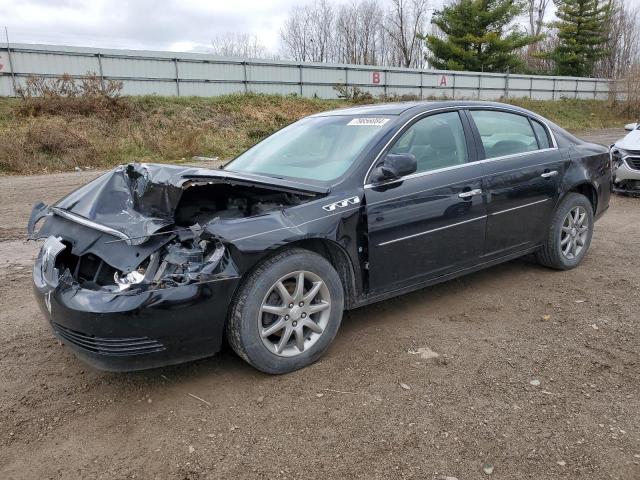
left=175, top=182, right=305, bottom=225
left=29, top=163, right=323, bottom=293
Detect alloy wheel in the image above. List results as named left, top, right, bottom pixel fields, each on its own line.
left=258, top=271, right=331, bottom=357
left=560, top=206, right=589, bottom=260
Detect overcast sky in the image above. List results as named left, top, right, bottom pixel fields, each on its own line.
left=0, top=0, right=311, bottom=52
left=1, top=0, right=449, bottom=54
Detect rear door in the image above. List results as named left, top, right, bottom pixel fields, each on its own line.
left=365, top=110, right=486, bottom=293
left=465, top=109, right=567, bottom=259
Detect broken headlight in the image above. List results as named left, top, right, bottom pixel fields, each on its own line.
left=113, top=251, right=161, bottom=291
left=114, top=239, right=227, bottom=291
left=610, top=148, right=628, bottom=169
left=114, top=270, right=145, bottom=289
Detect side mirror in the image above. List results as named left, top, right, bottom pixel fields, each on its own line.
left=370, top=153, right=417, bottom=183
left=624, top=122, right=638, bottom=132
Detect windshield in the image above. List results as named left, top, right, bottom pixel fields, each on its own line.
left=225, top=115, right=392, bottom=182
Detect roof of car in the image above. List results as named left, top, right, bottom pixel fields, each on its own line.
left=312, top=100, right=532, bottom=117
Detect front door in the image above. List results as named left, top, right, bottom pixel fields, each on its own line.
left=365, top=110, right=486, bottom=293
left=466, top=109, right=568, bottom=259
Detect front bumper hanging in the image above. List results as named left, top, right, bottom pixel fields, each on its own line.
left=33, top=248, right=241, bottom=371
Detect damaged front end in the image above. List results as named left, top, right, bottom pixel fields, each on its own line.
left=28, top=163, right=324, bottom=370
left=32, top=220, right=235, bottom=295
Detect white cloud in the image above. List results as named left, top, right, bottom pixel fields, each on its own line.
left=0, top=0, right=313, bottom=52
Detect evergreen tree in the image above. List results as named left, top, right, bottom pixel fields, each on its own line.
left=547, top=0, right=612, bottom=77
left=420, top=0, right=541, bottom=73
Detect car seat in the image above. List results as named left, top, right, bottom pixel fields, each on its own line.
left=409, top=122, right=463, bottom=171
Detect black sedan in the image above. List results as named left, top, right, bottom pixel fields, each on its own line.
left=28, top=101, right=611, bottom=374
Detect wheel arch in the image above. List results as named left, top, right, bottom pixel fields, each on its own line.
left=279, top=238, right=360, bottom=309
left=563, top=181, right=598, bottom=214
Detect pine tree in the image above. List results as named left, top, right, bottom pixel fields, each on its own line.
left=420, top=0, right=541, bottom=73
left=547, top=0, right=612, bottom=77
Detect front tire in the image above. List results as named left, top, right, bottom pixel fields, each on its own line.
left=226, top=248, right=344, bottom=374
left=536, top=192, right=594, bottom=270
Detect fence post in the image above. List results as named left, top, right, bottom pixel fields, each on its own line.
left=552, top=78, right=556, bottom=100
left=477, top=74, right=482, bottom=100
left=344, top=66, right=348, bottom=95
left=299, top=64, right=303, bottom=96
left=419, top=70, right=423, bottom=99
left=4, top=27, right=17, bottom=96
left=173, top=58, right=180, bottom=96
left=504, top=67, right=510, bottom=99
left=593, top=79, right=597, bottom=100
left=574, top=79, right=579, bottom=99
left=243, top=61, right=248, bottom=93
left=452, top=73, right=456, bottom=99
left=530, top=77, right=533, bottom=99
left=383, top=69, right=387, bottom=97
left=97, top=53, right=105, bottom=89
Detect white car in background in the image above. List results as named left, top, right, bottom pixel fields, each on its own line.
left=610, top=122, right=640, bottom=195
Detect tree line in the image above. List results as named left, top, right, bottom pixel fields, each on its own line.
left=210, top=0, right=640, bottom=79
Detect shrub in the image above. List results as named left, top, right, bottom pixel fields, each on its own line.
left=333, top=83, right=374, bottom=103
left=14, top=73, right=134, bottom=118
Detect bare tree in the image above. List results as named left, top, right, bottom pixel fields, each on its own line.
left=280, top=2, right=337, bottom=62
left=280, top=5, right=313, bottom=61
left=336, top=2, right=360, bottom=64
left=595, top=0, right=640, bottom=78
left=210, top=32, right=270, bottom=59
left=527, top=0, right=551, bottom=37
left=309, top=0, right=336, bottom=62
left=383, top=0, right=429, bottom=68
left=280, top=0, right=431, bottom=68
left=357, top=0, right=384, bottom=64
left=521, top=0, right=553, bottom=73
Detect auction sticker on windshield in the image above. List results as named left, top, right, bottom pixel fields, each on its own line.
left=347, top=118, right=390, bottom=126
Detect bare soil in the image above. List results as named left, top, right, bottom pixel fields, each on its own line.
left=0, top=130, right=638, bottom=480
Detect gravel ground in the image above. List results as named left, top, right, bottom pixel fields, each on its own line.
left=0, top=129, right=638, bottom=480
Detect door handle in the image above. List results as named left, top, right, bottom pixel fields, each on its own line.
left=458, top=188, right=482, bottom=199
left=541, top=170, right=558, bottom=178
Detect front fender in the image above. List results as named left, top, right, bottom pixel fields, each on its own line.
left=205, top=193, right=365, bottom=290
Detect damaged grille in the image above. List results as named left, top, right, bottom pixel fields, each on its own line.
left=55, top=245, right=118, bottom=288
left=53, top=323, right=165, bottom=356
left=626, top=157, right=640, bottom=170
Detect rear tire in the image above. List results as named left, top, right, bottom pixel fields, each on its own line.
left=226, top=248, right=344, bottom=374
left=535, top=193, right=594, bottom=270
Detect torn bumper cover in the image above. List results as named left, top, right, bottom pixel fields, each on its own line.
left=27, top=163, right=326, bottom=371
left=30, top=221, right=241, bottom=370
left=33, top=248, right=240, bottom=371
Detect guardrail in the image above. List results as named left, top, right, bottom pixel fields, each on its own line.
left=0, top=43, right=616, bottom=100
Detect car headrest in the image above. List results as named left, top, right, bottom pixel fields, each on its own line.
left=413, top=122, right=457, bottom=152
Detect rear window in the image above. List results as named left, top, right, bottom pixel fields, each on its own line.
left=470, top=110, right=538, bottom=159
left=531, top=119, right=551, bottom=149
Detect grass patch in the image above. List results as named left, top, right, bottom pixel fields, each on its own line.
left=0, top=93, right=631, bottom=175
left=503, top=98, right=630, bottom=131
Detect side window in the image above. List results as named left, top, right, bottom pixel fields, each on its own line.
left=389, top=111, right=468, bottom=173
left=470, top=110, right=538, bottom=159
left=531, top=119, right=551, bottom=149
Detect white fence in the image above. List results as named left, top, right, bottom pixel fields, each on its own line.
left=0, top=43, right=614, bottom=100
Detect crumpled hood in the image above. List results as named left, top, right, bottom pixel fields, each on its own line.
left=53, top=163, right=329, bottom=243
left=614, top=128, right=640, bottom=151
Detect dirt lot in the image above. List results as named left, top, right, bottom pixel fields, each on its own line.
left=0, top=129, right=638, bottom=480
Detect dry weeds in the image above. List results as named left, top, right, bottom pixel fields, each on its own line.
left=0, top=78, right=634, bottom=175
